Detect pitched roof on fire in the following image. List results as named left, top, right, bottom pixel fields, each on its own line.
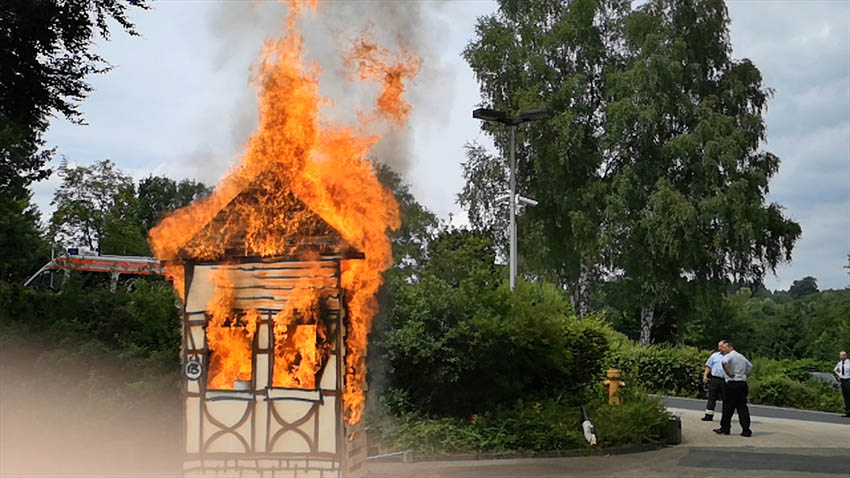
left=178, top=174, right=364, bottom=262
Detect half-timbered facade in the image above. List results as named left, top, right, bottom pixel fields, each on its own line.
left=179, top=182, right=367, bottom=478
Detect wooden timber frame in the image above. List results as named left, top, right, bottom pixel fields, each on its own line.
left=180, top=254, right=367, bottom=478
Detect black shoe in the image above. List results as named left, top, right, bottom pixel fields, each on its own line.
left=701, top=416, right=714, bottom=421
left=741, top=430, right=752, bottom=437
left=713, top=428, right=730, bottom=435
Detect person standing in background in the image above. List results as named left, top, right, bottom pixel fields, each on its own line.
left=714, top=340, right=753, bottom=437
left=701, top=341, right=727, bottom=421
left=833, top=351, right=850, bottom=418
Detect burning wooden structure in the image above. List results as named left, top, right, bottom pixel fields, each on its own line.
left=179, top=179, right=367, bottom=478
left=145, top=4, right=420, bottom=476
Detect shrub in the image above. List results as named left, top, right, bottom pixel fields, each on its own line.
left=378, top=394, right=668, bottom=454
left=611, top=343, right=706, bottom=398
left=589, top=390, right=669, bottom=447
left=752, top=357, right=832, bottom=382
left=381, top=261, right=613, bottom=416
left=748, top=374, right=796, bottom=407
left=0, top=277, right=180, bottom=370
left=749, top=373, right=843, bottom=413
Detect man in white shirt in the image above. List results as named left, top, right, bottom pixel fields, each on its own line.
left=833, top=351, right=850, bottom=418
left=714, top=340, right=753, bottom=437
left=701, top=341, right=727, bottom=421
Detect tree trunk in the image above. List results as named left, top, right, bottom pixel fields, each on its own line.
left=639, top=304, right=655, bottom=346
left=569, top=262, right=593, bottom=317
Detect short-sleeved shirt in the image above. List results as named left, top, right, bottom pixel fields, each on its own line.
left=705, top=351, right=727, bottom=378
left=721, top=350, right=753, bottom=382
left=835, top=359, right=850, bottom=379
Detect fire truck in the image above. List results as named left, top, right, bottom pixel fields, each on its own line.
left=24, top=249, right=168, bottom=291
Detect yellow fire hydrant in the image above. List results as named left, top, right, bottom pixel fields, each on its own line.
left=603, top=368, right=625, bottom=405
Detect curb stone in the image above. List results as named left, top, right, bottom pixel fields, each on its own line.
left=371, top=441, right=669, bottom=463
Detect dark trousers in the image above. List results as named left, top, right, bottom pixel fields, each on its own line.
left=704, top=376, right=725, bottom=415
left=841, top=379, right=850, bottom=414
left=719, top=381, right=750, bottom=433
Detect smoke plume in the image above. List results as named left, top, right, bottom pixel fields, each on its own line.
left=205, top=0, right=451, bottom=176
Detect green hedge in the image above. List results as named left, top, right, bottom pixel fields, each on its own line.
left=0, top=277, right=180, bottom=370
left=374, top=392, right=669, bottom=454
left=747, top=358, right=843, bottom=413
left=748, top=374, right=842, bottom=412
left=611, top=343, right=707, bottom=398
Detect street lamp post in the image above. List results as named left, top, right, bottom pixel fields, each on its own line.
left=472, top=107, right=552, bottom=291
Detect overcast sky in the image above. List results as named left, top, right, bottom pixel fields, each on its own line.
left=35, top=0, right=849, bottom=290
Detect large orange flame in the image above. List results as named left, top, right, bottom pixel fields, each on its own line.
left=205, top=269, right=258, bottom=390
left=272, top=261, right=331, bottom=389
left=148, top=1, right=417, bottom=424
left=345, top=32, right=422, bottom=125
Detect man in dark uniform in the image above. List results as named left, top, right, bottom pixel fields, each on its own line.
left=714, top=340, right=753, bottom=437
left=701, top=341, right=726, bottom=421
left=833, top=351, right=850, bottom=418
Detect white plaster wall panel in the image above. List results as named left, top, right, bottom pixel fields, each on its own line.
left=257, top=322, right=270, bottom=349
left=201, top=408, right=253, bottom=452
left=270, top=429, right=311, bottom=454
left=186, top=265, right=215, bottom=313
left=271, top=399, right=314, bottom=425
left=254, top=400, right=268, bottom=452
left=205, top=431, right=249, bottom=454
left=296, top=418, right=316, bottom=446
left=205, top=400, right=252, bottom=429
left=186, top=396, right=200, bottom=453
left=255, top=353, right=270, bottom=389
left=317, top=396, right=337, bottom=454
left=187, top=325, right=205, bottom=351
left=319, top=355, right=337, bottom=390
left=188, top=379, right=199, bottom=394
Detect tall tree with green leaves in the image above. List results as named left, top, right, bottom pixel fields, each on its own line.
left=0, top=0, right=148, bottom=195
left=602, top=0, right=801, bottom=344
left=136, top=175, right=211, bottom=234
left=50, top=163, right=212, bottom=256
left=50, top=159, right=141, bottom=254
left=1, top=0, right=148, bottom=277
left=461, top=0, right=631, bottom=316
left=0, top=191, right=49, bottom=281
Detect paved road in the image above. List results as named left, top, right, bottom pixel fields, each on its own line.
left=659, top=395, right=850, bottom=425
left=369, top=447, right=850, bottom=478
